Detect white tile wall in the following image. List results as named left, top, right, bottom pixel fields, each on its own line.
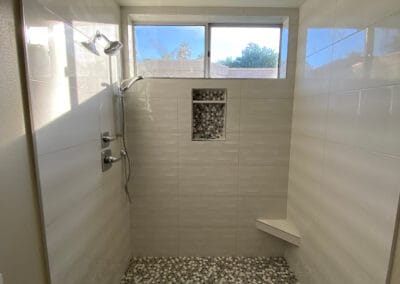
left=124, top=7, right=298, bottom=256
left=126, top=75, right=296, bottom=256
left=0, top=0, right=48, bottom=283
left=286, top=1, right=400, bottom=283
left=22, top=0, right=130, bottom=283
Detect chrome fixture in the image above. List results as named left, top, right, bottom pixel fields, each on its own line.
left=101, top=149, right=112, bottom=172
left=104, top=149, right=126, bottom=164
left=101, top=149, right=126, bottom=172
left=115, top=76, right=144, bottom=203
left=119, top=76, right=143, bottom=94
left=101, top=131, right=117, bottom=148
left=81, top=31, right=123, bottom=56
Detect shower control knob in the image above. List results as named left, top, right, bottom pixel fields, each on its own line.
left=101, top=131, right=117, bottom=148
left=104, top=155, right=121, bottom=164
left=102, top=135, right=116, bottom=142
left=103, top=149, right=127, bottom=166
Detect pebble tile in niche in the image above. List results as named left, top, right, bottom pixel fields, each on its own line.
left=192, top=103, right=225, bottom=140
left=193, top=89, right=226, bottom=101
left=192, top=88, right=227, bottom=141
left=120, top=256, right=298, bottom=284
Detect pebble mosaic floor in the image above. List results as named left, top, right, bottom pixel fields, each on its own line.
left=120, top=256, right=298, bottom=284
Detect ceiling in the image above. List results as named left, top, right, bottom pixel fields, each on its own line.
left=115, top=0, right=304, bottom=8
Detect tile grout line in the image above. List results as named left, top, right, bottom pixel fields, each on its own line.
left=235, top=82, right=243, bottom=255
left=177, top=89, right=181, bottom=257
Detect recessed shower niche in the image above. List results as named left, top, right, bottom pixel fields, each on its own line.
left=192, top=88, right=227, bottom=141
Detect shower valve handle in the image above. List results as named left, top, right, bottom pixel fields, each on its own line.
left=103, top=149, right=127, bottom=164
left=101, top=131, right=119, bottom=148
left=102, top=134, right=117, bottom=143
left=104, top=155, right=121, bottom=164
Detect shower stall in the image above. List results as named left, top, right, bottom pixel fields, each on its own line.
left=17, top=0, right=400, bottom=283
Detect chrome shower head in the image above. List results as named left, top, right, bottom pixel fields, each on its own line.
left=120, top=76, right=143, bottom=93
left=81, top=31, right=123, bottom=56
left=81, top=39, right=100, bottom=56
left=104, top=40, right=123, bottom=55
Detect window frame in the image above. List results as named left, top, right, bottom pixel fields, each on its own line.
left=133, top=23, right=208, bottom=78
left=132, top=22, right=284, bottom=79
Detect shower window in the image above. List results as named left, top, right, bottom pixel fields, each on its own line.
left=132, top=23, right=285, bottom=79
left=134, top=25, right=206, bottom=78
left=210, top=26, right=282, bottom=79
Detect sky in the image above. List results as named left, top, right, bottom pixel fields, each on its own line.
left=210, top=27, right=281, bottom=62
left=135, top=26, right=205, bottom=60
left=134, top=25, right=391, bottom=68
left=134, top=25, right=281, bottom=62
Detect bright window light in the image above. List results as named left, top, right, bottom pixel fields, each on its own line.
left=210, top=26, right=281, bottom=78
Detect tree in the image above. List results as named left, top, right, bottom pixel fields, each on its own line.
left=177, top=43, right=191, bottom=60
left=218, top=43, right=278, bottom=68
left=160, top=42, right=192, bottom=60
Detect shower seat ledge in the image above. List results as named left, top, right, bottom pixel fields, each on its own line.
left=256, top=218, right=301, bottom=246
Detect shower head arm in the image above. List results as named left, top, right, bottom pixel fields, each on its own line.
left=119, top=76, right=144, bottom=93
left=95, top=31, right=111, bottom=44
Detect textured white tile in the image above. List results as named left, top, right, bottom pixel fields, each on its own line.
left=179, top=166, right=238, bottom=196
left=299, top=0, right=336, bottom=57
left=236, top=228, right=286, bottom=256
left=238, top=166, right=288, bottom=196
left=241, top=80, right=293, bottom=99
left=358, top=85, right=400, bottom=156
left=240, top=99, right=293, bottom=133
left=179, top=196, right=237, bottom=228
left=295, top=47, right=333, bottom=97
left=131, top=196, right=179, bottom=228
left=126, top=96, right=178, bottom=132
left=179, top=133, right=239, bottom=167
left=179, top=228, right=236, bottom=256
left=131, top=227, right=179, bottom=257
left=38, top=141, right=101, bottom=227
left=291, top=94, right=328, bottom=138
left=237, top=196, right=287, bottom=227
left=30, top=80, right=101, bottom=155
left=124, top=36, right=295, bottom=257
left=318, top=142, right=400, bottom=283
left=130, top=164, right=178, bottom=196
left=0, top=0, right=48, bottom=282
left=288, top=1, right=400, bottom=283
left=22, top=0, right=129, bottom=283
left=239, top=133, right=291, bottom=166
left=334, top=0, right=400, bottom=42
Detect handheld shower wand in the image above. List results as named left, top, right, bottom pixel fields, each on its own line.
left=118, top=76, right=144, bottom=203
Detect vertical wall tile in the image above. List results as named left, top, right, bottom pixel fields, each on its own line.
left=179, top=228, right=236, bottom=256
left=125, top=11, right=298, bottom=257
left=287, top=2, right=400, bottom=284
left=23, top=0, right=129, bottom=282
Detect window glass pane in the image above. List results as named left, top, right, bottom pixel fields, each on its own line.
left=210, top=27, right=281, bottom=78
left=134, top=25, right=205, bottom=77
